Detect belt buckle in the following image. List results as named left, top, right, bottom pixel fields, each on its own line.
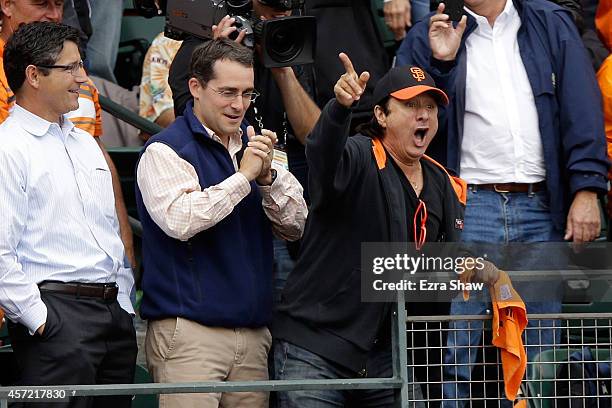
left=103, top=286, right=112, bottom=300
left=493, top=184, right=510, bottom=193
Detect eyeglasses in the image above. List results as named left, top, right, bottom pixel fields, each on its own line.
left=36, top=60, right=85, bottom=76
left=210, top=87, right=260, bottom=103
left=413, top=199, right=428, bottom=250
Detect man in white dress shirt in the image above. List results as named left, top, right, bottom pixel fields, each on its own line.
left=0, top=22, right=136, bottom=408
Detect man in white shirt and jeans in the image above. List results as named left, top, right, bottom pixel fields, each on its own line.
left=0, top=22, right=136, bottom=408
left=397, top=0, right=609, bottom=405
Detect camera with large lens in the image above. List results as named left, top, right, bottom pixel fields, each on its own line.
left=138, top=0, right=316, bottom=68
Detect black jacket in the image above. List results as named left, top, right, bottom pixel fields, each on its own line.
left=273, top=100, right=466, bottom=372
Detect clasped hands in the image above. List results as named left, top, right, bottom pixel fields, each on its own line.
left=239, top=126, right=277, bottom=186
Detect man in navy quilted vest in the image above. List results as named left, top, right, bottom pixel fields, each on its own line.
left=135, top=38, right=307, bottom=408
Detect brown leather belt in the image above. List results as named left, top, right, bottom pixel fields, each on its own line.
left=38, top=281, right=118, bottom=301
left=468, top=182, right=546, bottom=194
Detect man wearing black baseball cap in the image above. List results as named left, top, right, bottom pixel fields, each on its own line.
left=272, top=55, right=466, bottom=407
left=371, top=64, right=449, bottom=107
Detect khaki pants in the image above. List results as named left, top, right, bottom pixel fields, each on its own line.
left=145, top=317, right=272, bottom=408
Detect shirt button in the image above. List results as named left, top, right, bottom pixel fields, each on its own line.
left=358, top=368, right=367, bottom=377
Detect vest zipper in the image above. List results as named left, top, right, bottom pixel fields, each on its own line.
left=186, top=240, right=202, bottom=301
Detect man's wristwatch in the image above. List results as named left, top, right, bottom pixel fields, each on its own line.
left=270, top=168, right=278, bottom=184
left=258, top=169, right=277, bottom=186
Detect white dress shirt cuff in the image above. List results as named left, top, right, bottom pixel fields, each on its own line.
left=117, top=293, right=135, bottom=315
left=21, top=301, right=48, bottom=336
left=116, top=266, right=135, bottom=315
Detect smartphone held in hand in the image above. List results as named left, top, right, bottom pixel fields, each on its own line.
left=444, top=0, right=465, bottom=22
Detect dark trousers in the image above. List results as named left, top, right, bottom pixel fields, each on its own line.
left=7, top=291, right=137, bottom=408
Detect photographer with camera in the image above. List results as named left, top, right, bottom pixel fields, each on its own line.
left=169, top=0, right=319, bottom=149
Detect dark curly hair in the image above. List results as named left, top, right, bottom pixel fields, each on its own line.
left=355, top=96, right=391, bottom=139
left=4, top=21, right=81, bottom=93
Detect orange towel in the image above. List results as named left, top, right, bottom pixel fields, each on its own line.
left=490, top=271, right=528, bottom=401
left=459, top=266, right=528, bottom=401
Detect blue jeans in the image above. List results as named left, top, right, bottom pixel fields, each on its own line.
left=86, top=0, right=123, bottom=82
left=273, top=238, right=295, bottom=307
left=273, top=340, right=407, bottom=407
left=442, top=190, right=564, bottom=407
left=411, top=0, right=431, bottom=24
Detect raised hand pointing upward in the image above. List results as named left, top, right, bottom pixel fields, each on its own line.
left=333, top=53, right=370, bottom=108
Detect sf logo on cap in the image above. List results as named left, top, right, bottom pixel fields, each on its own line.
left=410, top=67, right=426, bottom=82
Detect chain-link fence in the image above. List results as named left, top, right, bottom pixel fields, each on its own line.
left=405, top=313, right=612, bottom=407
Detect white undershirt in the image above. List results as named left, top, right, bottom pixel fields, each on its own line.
left=460, top=0, right=545, bottom=184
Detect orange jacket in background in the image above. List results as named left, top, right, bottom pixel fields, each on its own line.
left=596, top=0, right=612, bottom=216
left=68, top=79, right=103, bottom=137
left=0, top=38, right=15, bottom=124
left=596, top=0, right=612, bottom=50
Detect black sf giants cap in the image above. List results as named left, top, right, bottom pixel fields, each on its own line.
left=372, top=65, right=449, bottom=107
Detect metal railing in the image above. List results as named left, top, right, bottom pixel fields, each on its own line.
left=2, top=310, right=611, bottom=407
left=0, top=294, right=414, bottom=407
left=99, top=95, right=163, bottom=137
